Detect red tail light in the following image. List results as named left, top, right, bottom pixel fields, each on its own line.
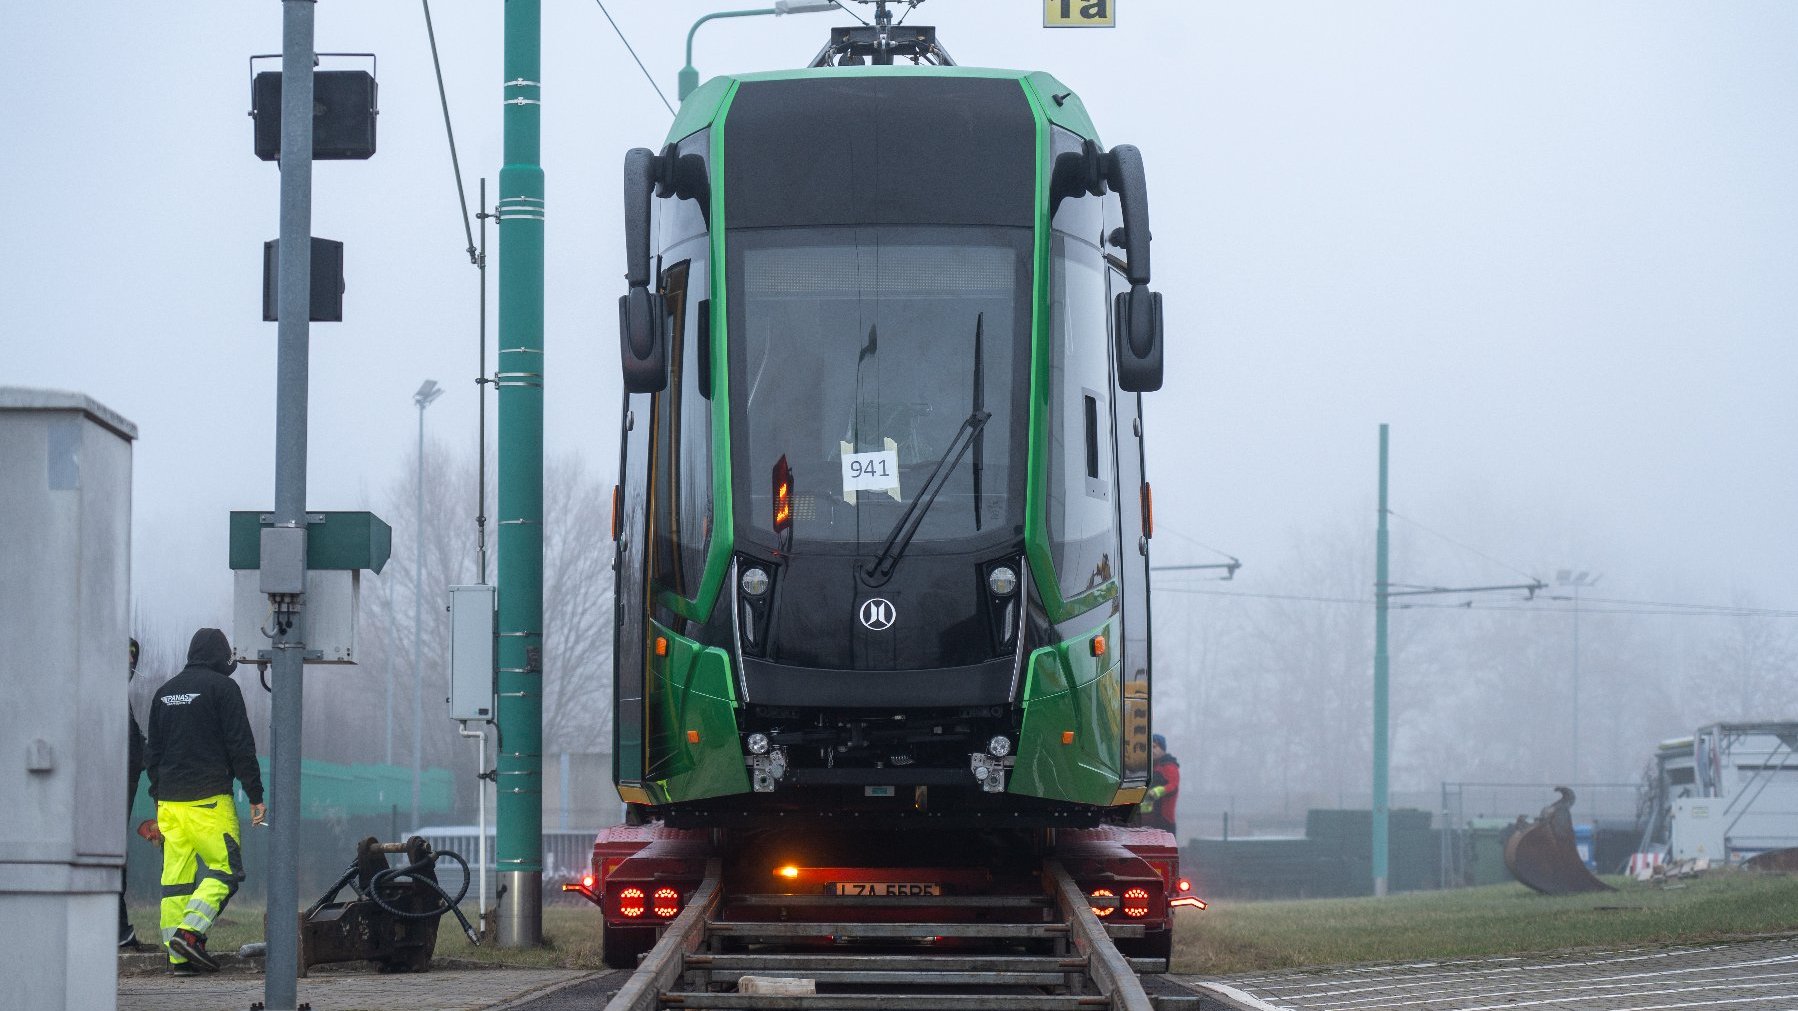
left=1123, top=887, right=1150, bottom=918
left=653, top=887, right=681, bottom=918
left=618, top=886, right=646, bottom=918
left=582, top=873, right=595, bottom=890
left=1089, top=888, right=1116, bottom=918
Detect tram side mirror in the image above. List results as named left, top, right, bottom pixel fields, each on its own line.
left=1105, top=144, right=1162, bottom=392
left=622, top=147, right=668, bottom=394
left=1105, top=144, right=1153, bottom=288
left=619, top=288, right=667, bottom=393
left=1114, top=284, right=1164, bottom=392
left=1049, top=140, right=1106, bottom=215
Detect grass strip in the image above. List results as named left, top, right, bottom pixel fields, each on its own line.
left=1173, top=871, right=1798, bottom=975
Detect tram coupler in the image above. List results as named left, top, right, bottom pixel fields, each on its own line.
left=296, top=835, right=477, bottom=975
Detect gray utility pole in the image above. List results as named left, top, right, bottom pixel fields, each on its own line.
left=1556, top=569, right=1600, bottom=782
left=1371, top=424, right=1543, bottom=898
left=265, top=1, right=315, bottom=1007
left=1372, top=424, right=1390, bottom=898
left=412, top=379, right=444, bottom=828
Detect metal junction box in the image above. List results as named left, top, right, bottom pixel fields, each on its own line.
left=0, top=387, right=136, bottom=1011
left=447, top=584, right=496, bottom=721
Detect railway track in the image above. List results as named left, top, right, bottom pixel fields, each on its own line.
left=604, top=859, right=1160, bottom=1010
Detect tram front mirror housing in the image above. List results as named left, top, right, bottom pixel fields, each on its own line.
left=1104, top=144, right=1162, bottom=392
left=620, top=286, right=668, bottom=394
left=621, top=146, right=668, bottom=393
left=1104, top=145, right=1152, bottom=288
left=1114, top=284, right=1163, bottom=392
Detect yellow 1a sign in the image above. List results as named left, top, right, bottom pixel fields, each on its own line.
left=1045, top=0, right=1115, bottom=28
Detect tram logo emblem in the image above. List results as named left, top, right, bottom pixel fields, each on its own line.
left=859, top=598, right=897, bottom=631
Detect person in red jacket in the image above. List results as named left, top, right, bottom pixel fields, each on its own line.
left=1140, top=734, right=1180, bottom=835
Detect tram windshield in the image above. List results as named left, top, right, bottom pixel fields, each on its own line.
left=728, top=225, right=1032, bottom=554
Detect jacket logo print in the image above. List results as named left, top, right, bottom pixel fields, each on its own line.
left=160, top=692, right=202, bottom=706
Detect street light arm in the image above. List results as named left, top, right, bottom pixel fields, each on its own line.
left=684, top=9, right=778, bottom=89
left=681, top=4, right=836, bottom=100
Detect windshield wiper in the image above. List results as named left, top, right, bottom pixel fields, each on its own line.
left=862, top=408, right=991, bottom=584
left=971, top=311, right=985, bottom=532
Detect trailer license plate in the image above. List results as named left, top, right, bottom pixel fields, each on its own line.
left=831, top=882, right=942, bottom=897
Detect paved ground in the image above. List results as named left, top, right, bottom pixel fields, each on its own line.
left=118, top=939, right=1798, bottom=1010
left=1178, top=937, right=1798, bottom=1011
left=118, top=966, right=607, bottom=1011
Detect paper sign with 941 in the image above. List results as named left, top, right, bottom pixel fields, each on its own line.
left=842, top=450, right=900, bottom=493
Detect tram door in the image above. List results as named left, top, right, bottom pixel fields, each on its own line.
left=1110, top=264, right=1152, bottom=789
left=614, top=392, right=653, bottom=796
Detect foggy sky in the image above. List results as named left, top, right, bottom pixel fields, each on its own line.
left=4, top=3, right=1795, bottom=711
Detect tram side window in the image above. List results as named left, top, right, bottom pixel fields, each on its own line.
left=650, top=246, right=714, bottom=600
left=1048, top=233, right=1117, bottom=601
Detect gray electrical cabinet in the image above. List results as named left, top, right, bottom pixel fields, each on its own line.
left=0, top=388, right=135, bottom=1011
left=447, top=584, right=496, bottom=721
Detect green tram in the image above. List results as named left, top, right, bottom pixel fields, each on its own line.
left=611, top=19, right=1165, bottom=830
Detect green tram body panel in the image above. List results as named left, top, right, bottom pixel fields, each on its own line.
left=615, top=64, right=1156, bottom=823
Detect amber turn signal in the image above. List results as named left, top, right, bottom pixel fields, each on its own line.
left=1090, top=634, right=1106, bottom=657
left=1061, top=730, right=1076, bottom=745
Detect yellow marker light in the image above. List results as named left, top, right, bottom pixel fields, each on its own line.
left=686, top=729, right=701, bottom=744
left=1062, top=730, right=1076, bottom=745
left=776, top=865, right=800, bottom=880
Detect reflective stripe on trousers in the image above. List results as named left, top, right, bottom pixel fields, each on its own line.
left=156, top=795, right=244, bottom=963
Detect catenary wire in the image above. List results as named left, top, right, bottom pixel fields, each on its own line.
left=1155, top=585, right=1798, bottom=618
left=593, top=0, right=677, bottom=116
left=1386, top=508, right=1541, bottom=583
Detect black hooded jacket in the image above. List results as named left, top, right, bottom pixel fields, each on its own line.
left=144, top=628, right=265, bottom=804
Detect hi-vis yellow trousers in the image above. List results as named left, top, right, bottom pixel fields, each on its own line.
left=156, top=795, right=244, bottom=963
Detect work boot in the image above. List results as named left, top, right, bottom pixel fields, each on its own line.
left=167, top=929, right=218, bottom=972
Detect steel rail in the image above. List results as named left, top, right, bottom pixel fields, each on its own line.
left=1046, top=859, right=1156, bottom=1011
left=605, top=858, right=723, bottom=1011
left=606, top=856, right=1157, bottom=1011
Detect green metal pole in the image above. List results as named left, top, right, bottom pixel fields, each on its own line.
left=1372, top=423, right=1390, bottom=897
left=495, top=0, right=544, bottom=947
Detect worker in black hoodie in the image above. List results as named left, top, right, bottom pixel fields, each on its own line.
left=143, top=628, right=266, bottom=972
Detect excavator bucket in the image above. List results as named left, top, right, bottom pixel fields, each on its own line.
left=1503, top=787, right=1615, bottom=895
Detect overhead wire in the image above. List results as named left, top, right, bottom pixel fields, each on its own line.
left=593, top=0, right=677, bottom=116
left=1386, top=508, right=1541, bottom=583
left=1153, top=584, right=1798, bottom=618
left=1154, top=521, right=1240, bottom=566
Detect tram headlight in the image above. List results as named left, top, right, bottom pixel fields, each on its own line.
left=986, top=565, right=1018, bottom=596
left=740, top=566, right=771, bottom=597
left=987, top=735, right=1012, bottom=758
left=746, top=732, right=771, bottom=756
